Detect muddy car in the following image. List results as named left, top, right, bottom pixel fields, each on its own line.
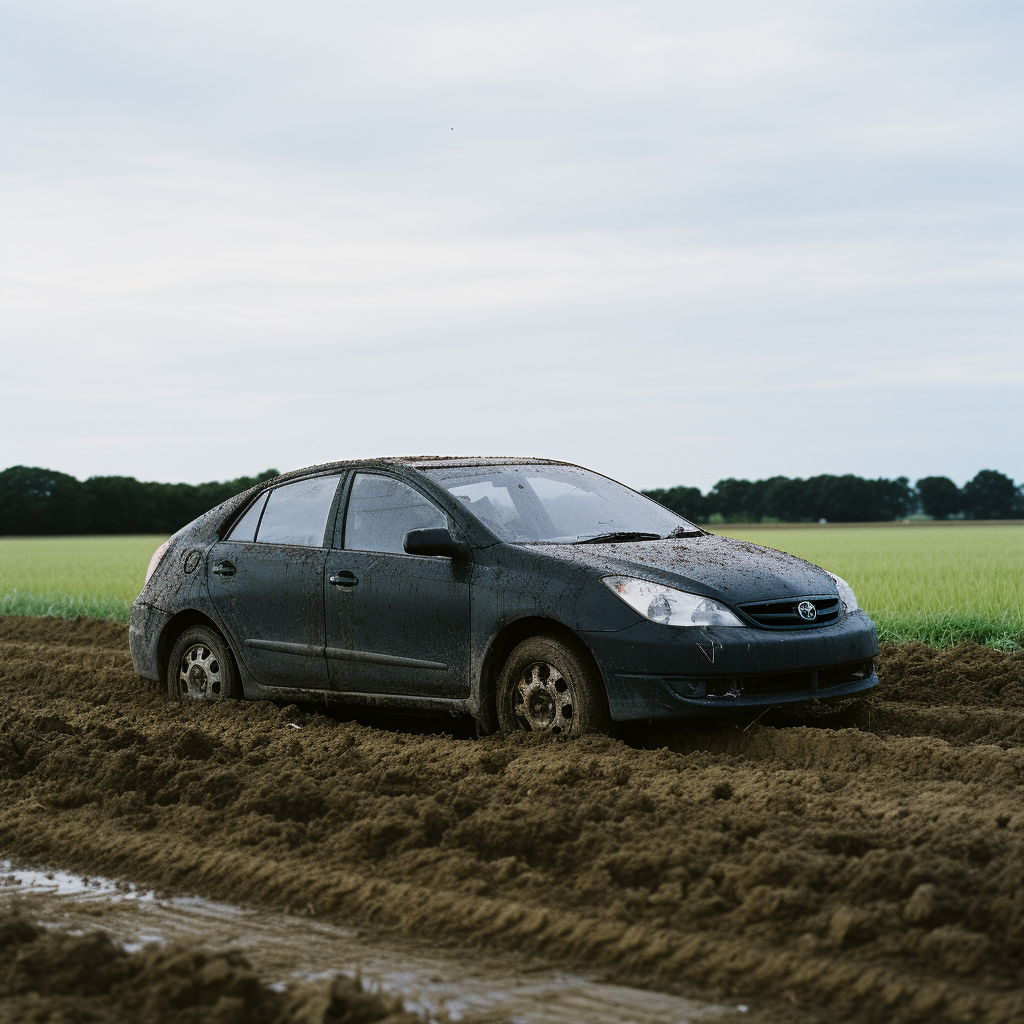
left=130, top=457, right=879, bottom=735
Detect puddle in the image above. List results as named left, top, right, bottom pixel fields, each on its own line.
left=1, top=861, right=739, bottom=1023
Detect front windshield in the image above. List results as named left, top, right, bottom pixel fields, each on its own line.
left=422, top=464, right=700, bottom=544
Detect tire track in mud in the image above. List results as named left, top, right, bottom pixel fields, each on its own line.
left=0, top=865, right=728, bottom=1024
left=0, top=616, right=1022, bottom=1024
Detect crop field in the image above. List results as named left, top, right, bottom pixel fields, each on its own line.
left=717, top=522, right=1024, bottom=649
left=0, top=524, right=1021, bottom=648
left=0, top=535, right=166, bottom=622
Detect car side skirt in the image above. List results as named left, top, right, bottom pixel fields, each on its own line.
left=241, top=681, right=470, bottom=716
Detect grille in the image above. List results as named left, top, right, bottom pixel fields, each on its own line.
left=737, top=594, right=841, bottom=628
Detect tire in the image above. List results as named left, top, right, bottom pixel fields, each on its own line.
left=495, top=635, right=612, bottom=737
left=167, top=625, right=240, bottom=702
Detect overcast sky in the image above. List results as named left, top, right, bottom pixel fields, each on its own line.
left=1, top=1, right=1021, bottom=491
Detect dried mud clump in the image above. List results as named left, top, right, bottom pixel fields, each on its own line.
left=1, top=617, right=1023, bottom=1024
left=0, top=908, right=419, bottom=1024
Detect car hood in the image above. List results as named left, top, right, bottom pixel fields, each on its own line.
left=523, top=533, right=837, bottom=606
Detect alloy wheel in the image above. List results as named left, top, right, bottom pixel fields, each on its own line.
left=178, top=643, right=225, bottom=700
left=513, top=661, right=575, bottom=735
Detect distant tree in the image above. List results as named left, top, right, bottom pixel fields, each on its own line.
left=792, top=475, right=910, bottom=522
left=759, top=476, right=809, bottom=521
left=915, top=476, right=962, bottom=519
left=642, top=485, right=706, bottom=522
left=879, top=476, right=915, bottom=520
left=705, top=478, right=756, bottom=522
left=961, top=469, right=1021, bottom=520
left=698, top=473, right=913, bottom=523
left=0, top=466, right=85, bottom=534
left=803, top=475, right=862, bottom=521
left=0, top=466, right=280, bottom=535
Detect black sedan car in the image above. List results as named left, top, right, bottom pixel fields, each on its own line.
left=130, top=457, right=879, bottom=735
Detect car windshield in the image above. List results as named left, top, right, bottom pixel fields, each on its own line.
left=422, top=464, right=700, bottom=544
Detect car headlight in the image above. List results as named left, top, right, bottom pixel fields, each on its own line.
left=602, top=576, right=744, bottom=627
left=826, top=572, right=859, bottom=614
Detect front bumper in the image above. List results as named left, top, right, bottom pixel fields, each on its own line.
left=129, top=600, right=173, bottom=682
left=581, top=610, right=880, bottom=721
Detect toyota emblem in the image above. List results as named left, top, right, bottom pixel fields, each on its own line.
left=797, top=600, right=817, bottom=621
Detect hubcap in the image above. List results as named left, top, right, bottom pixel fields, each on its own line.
left=179, top=644, right=223, bottom=700
left=514, top=662, right=574, bottom=735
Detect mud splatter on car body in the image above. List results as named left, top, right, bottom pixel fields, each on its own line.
left=129, top=457, right=879, bottom=732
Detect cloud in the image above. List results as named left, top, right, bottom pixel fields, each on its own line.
left=0, top=1, right=1021, bottom=489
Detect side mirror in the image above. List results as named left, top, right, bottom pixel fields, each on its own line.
left=403, top=527, right=471, bottom=560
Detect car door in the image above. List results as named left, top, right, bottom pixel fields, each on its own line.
left=323, top=472, right=472, bottom=698
left=207, top=474, right=342, bottom=689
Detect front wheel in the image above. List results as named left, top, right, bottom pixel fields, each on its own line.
left=495, top=635, right=612, bottom=737
left=167, top=625, right=240, bottom=702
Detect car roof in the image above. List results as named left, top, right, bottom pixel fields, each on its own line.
left=263, top=456, right=577, bottom=486
left=401, top=456, right=572, bottom=469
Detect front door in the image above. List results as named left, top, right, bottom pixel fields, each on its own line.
left=324, top=472, right=472, bottom=698
left=207, top=474, right=342, bottom=688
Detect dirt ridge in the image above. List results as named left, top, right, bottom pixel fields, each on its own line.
left=0, top=906, right=421, bottom=1024
left=1, top=616, right=1022, bottom=1024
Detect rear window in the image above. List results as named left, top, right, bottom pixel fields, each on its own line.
left=227, top=493, right=268, bottom=542
left=253, top=475, right=341, bottom=547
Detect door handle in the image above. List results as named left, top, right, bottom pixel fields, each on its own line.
left=211, top=561, right=236, bottom=578
left=329, top=571, right=359, bottom=588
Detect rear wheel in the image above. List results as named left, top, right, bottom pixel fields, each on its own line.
left=496, top=635, right=612, bottom=737
left=167, top=625, right=240, bottom=702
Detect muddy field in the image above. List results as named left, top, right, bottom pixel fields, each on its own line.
left=0, top=616, right=1021, bottom=1024
left=0, top=902, right=420, bottom=1024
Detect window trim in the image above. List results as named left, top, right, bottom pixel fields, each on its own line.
left=252, top=492, right=270, bottom=542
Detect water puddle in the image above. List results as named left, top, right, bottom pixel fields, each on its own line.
left=1, top=861, right=743, bottom=1023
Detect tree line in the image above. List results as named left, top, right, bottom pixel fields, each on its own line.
left=0, top=466, right=280, bottom=536
left=1, top=464, right=1021, bottom=535
left=643, top=469, right=1024, bottom=524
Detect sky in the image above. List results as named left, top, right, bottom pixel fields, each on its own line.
left=1, top=1, right=1021, bottom=492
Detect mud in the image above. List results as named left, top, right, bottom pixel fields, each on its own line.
left=1, top=616, right=1022, bottom=1024
left=0, top=865, right=727, bottom=1023
left=0, top=907, right=417, bottom=1024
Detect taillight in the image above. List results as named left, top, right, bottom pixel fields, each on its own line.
left=144, top=541, right=170, bottom=586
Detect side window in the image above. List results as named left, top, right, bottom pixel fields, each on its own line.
left=344, top=474, right=447, bottom=554
left=227, top=493, right=268, bottom=542
left=255, top=475, right=341, bottom=547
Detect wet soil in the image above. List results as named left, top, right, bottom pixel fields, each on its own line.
left=0, top=865, right=725, bottom=1023
left=0, top=902, right=418, bottom=1024
left=0, top=616, right=1022, bottom=1023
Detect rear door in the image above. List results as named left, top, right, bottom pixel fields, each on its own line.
left=323, top=472, right=472, bottom=698
left=207, top=474, right=342, bottom=688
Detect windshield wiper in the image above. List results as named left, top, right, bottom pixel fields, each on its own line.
left=668, top=526, right=705, bottom=538
left=574, top=531, right=663, bottom=544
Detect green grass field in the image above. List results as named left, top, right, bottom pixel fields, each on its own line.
left=1, top=525, right=1021, bottom=648
left=718, top=523, right=1023, bottom=649
left=0, top=536, right=167, bottom=623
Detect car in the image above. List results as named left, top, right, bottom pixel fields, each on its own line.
left=130, top=457, right=879, bottom=735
